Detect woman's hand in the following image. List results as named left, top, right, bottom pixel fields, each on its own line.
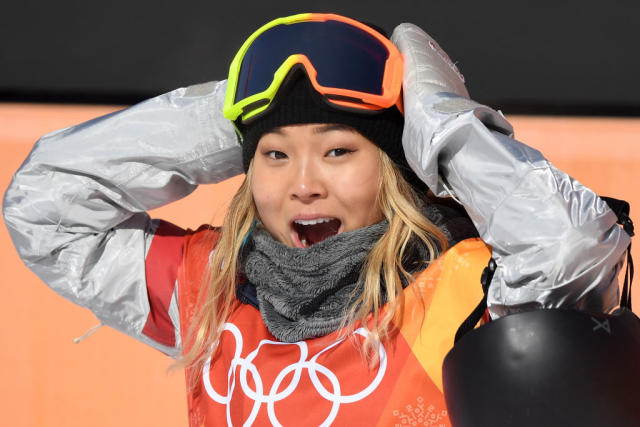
left=391, top=23, right=469, bottom=105
left=391, top=24, right=513, bottom=195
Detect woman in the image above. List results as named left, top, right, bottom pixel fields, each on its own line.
left=3, top=13, right=629, bottom=426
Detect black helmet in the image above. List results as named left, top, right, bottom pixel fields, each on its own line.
left=442, top=308, right=640, bottom=427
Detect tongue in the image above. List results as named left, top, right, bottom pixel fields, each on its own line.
left=301, top=219, right=341, bottom=245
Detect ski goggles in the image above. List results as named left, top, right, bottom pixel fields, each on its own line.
left=223, top=13, right=404, bottom=125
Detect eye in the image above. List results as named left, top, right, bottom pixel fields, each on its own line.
left=265, top=150, right=287, bottom=160
left=326, top=148, right=354, bottom=157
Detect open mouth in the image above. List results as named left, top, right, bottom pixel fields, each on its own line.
left=292, top=218, right=341, bottom=248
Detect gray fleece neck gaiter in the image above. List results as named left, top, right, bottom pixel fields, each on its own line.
left=241, top=221, right=388, bottom=343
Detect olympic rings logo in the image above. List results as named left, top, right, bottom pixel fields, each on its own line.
left=202, top=323, right=387, bottom=426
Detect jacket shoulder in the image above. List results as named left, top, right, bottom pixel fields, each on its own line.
left=400, top=237, right=491, bottom=391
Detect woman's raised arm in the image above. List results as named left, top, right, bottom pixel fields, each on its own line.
left=2, top=80, right=242, bottom=355
left=392, top=23, right=631, bottom=318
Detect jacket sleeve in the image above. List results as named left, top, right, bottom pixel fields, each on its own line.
left=392, top=22, right=631, bottom=318
left=2, top=80, right=243, bottom=356
left=402, top=92, right=630, bottom=318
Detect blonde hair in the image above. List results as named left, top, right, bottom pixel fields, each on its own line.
left=178, top=150, right=448, bottom=384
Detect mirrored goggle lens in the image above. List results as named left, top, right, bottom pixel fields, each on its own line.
left=234, top=20, right=389, bottom=104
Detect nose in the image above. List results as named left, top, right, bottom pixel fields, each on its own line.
left=290, top=160, right=327, bottom=203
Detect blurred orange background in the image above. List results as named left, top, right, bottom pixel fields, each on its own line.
left=1, top=103, right=638, bottom=426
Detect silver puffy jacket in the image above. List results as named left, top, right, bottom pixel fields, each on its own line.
left=3, top=28, right=630, bottom=356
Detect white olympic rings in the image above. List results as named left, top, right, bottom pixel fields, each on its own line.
left=202, top=323, right=387, bottom=426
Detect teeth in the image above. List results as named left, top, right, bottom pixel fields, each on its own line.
left=301, top=237, right=309, bottom=248
left=294, top=218, right=335, bottom=226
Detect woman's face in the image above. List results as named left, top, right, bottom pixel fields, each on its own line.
left=251, top=123, right=384, bottom=249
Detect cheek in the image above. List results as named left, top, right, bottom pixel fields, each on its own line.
left=250, top=166, right=284, bottom=224
left=251, top=173, right=271, bottom=217
left=332, top=161, right=382, bottom=218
